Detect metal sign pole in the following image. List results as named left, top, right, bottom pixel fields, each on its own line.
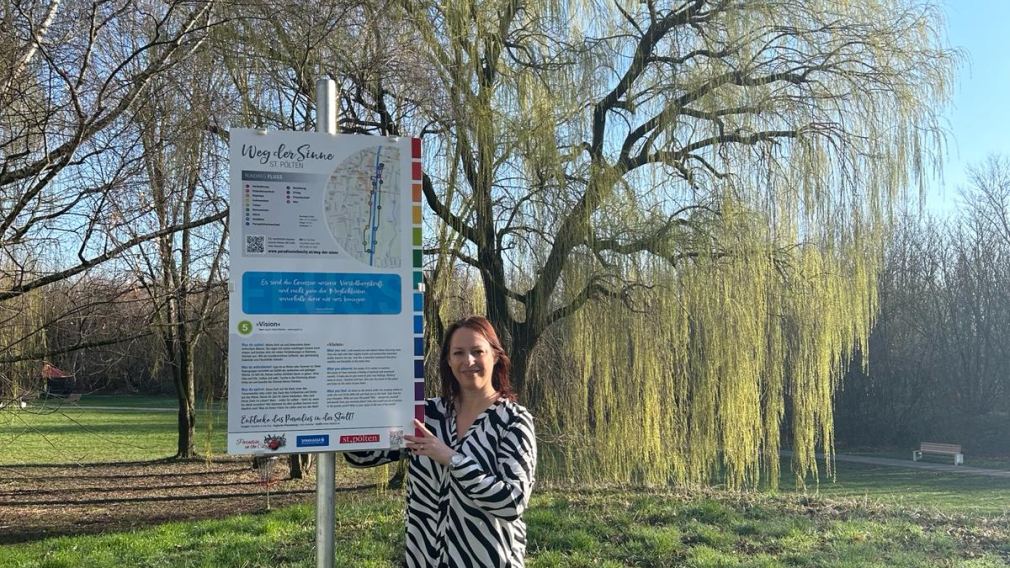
left=315, top=77, right=338, bottom=568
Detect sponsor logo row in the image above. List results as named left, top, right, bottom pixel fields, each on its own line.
left=233, top=433, right=382, bottom=450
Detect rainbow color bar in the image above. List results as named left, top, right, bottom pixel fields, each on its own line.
left=412, top=138, right=425, bottom=408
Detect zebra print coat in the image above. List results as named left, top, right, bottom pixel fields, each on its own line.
left=345, top=397, right=537, bottom=567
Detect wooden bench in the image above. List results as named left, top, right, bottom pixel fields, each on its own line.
left=913, top=442, right=963, bottom=465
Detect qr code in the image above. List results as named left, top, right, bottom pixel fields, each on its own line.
left=245, top=235, right=265, bottom=254
left=389, top=428, right=404, bottom=450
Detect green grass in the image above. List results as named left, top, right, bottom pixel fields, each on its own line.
left=525, top=490, right=1010, bottom=567
left=0, top=495, right=404, bottom=568
left=1, top=396, right=226, bottom=464
left=4, top=400, right=1010, bottom=566
left=782, top=460, right=1010, bottom=516
left=2, top=489, right=1008, bottom=567
left=72, top=394, right=225, bottom=410
left=839, top=448, right=1010, bottom=470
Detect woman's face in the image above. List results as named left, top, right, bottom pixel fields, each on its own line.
left=447, top=327, right=498, bottom=396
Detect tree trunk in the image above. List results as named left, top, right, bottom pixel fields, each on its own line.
left=288, top=454, right=313, bottom=479
left=485, top=308, right=537, bottom=397
left=176, top=399, right=195, bottom=457
left=170, top=283, right=196, bottom=458
left=507, top=327, right=536, bottom=397
left=175, top=361, right=195, bottom=457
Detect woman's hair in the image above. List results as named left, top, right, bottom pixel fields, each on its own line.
left=439, top=315, right=516, bottom=402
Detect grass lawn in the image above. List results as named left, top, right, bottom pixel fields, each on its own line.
left=1, top=488, right=1008, bottom=567
left=785, top=460, right=1010, bottom=516
left=0, top=494, right=403, bottom=568
left=73, top=394, right=225, bottom=410
left=839, top=448, right=1010, bottom=470
left=1, top=396, right=226, bottom=464
left=4, top=400, right=1010, bottom=566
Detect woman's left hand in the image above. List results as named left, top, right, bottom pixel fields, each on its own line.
left=405, top=419, right=454, bottom=465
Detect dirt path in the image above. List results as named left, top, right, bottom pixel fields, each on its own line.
left=0, top=458, right=379, bottom=544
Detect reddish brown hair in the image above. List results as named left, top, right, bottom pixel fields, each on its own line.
left=439, top=315, right=516, bottom=403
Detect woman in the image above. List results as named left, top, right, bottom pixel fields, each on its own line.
left=345, top=315, right=537, bottom=567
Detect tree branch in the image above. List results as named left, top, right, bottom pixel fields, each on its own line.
left=421, top=173, right=480, bottom=245
left=0, top=210, right=227, bottom=302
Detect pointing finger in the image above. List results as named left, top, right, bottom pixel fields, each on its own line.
left=413, top=418, right=432, bottom=437
left=413, top=419, right=432, bottom=437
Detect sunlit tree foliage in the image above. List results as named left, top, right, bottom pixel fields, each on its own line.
left=398, top=0, right=954, bottom=487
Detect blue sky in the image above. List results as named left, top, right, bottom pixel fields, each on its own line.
left=926, top=1, right=1010, bottom=214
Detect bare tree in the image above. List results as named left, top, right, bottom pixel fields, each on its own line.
left=0, top=0, right=227, bottom=304
left=965, top=155, right=1010, bottom=248
left=837, top=183, right=1010, bottom=452
left=121, top=47, right=229, bottom=458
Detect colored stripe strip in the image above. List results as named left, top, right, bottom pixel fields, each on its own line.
left=413, top=184, right=422, bottom=202
left=414, top=358, right=424, bottom=378
left=414, top=404, right=426, bottom=434
left=414, top=336, right=424, bottom=356
left=412, top=205, right=422, bottom=225
left=413, top=292, right=423, bottom=312
left=414, top=314, right=423, bottom=333
left=413, top=249, right=423, bottom=267
left=412, top=138, right=422, bottom=159
left=415, top=381, right=425, bottom=400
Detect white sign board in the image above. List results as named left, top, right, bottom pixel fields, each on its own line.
left=227, top=129, right=424, bottom=455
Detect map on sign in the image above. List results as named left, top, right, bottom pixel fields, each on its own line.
left=324, top=145, right=403, bottom=268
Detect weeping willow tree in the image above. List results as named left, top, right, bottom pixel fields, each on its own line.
left=534, top=199, right=879, bottom=488
left=224, top=0, right=953, bottom=486
left=392, top=0, right=957, bottom=488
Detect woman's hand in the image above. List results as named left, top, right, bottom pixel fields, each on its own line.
left=404, top=419, right=455, bottom=465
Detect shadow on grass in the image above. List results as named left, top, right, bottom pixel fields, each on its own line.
left=1, top=455, right=247, bottom=469
left=0, top=455, right=389, bottom=546
left=1, top=477, right=264, bottom=497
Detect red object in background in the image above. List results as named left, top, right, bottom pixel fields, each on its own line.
left=41, top=362, right=73, bottom=379
left=42, top=362, right=76, bottom=396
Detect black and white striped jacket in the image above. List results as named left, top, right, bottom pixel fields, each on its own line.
left=346, top=397, right=537, bottom=567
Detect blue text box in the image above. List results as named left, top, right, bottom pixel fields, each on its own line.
left=243, top=272, right=401, bottom=315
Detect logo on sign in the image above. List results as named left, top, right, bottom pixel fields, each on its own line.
left=263, top=434, right=287, bottom=451
left=296, top=435, right=330, bottom=447
left=340, top=434, right=380, bottom=444
left=235, top=437, right=262, bottom=450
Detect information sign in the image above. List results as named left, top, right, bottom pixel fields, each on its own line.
left=227, top=129, right=424, bottom=454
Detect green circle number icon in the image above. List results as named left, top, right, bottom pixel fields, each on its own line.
left=237, top=320, right=253, bottom=335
